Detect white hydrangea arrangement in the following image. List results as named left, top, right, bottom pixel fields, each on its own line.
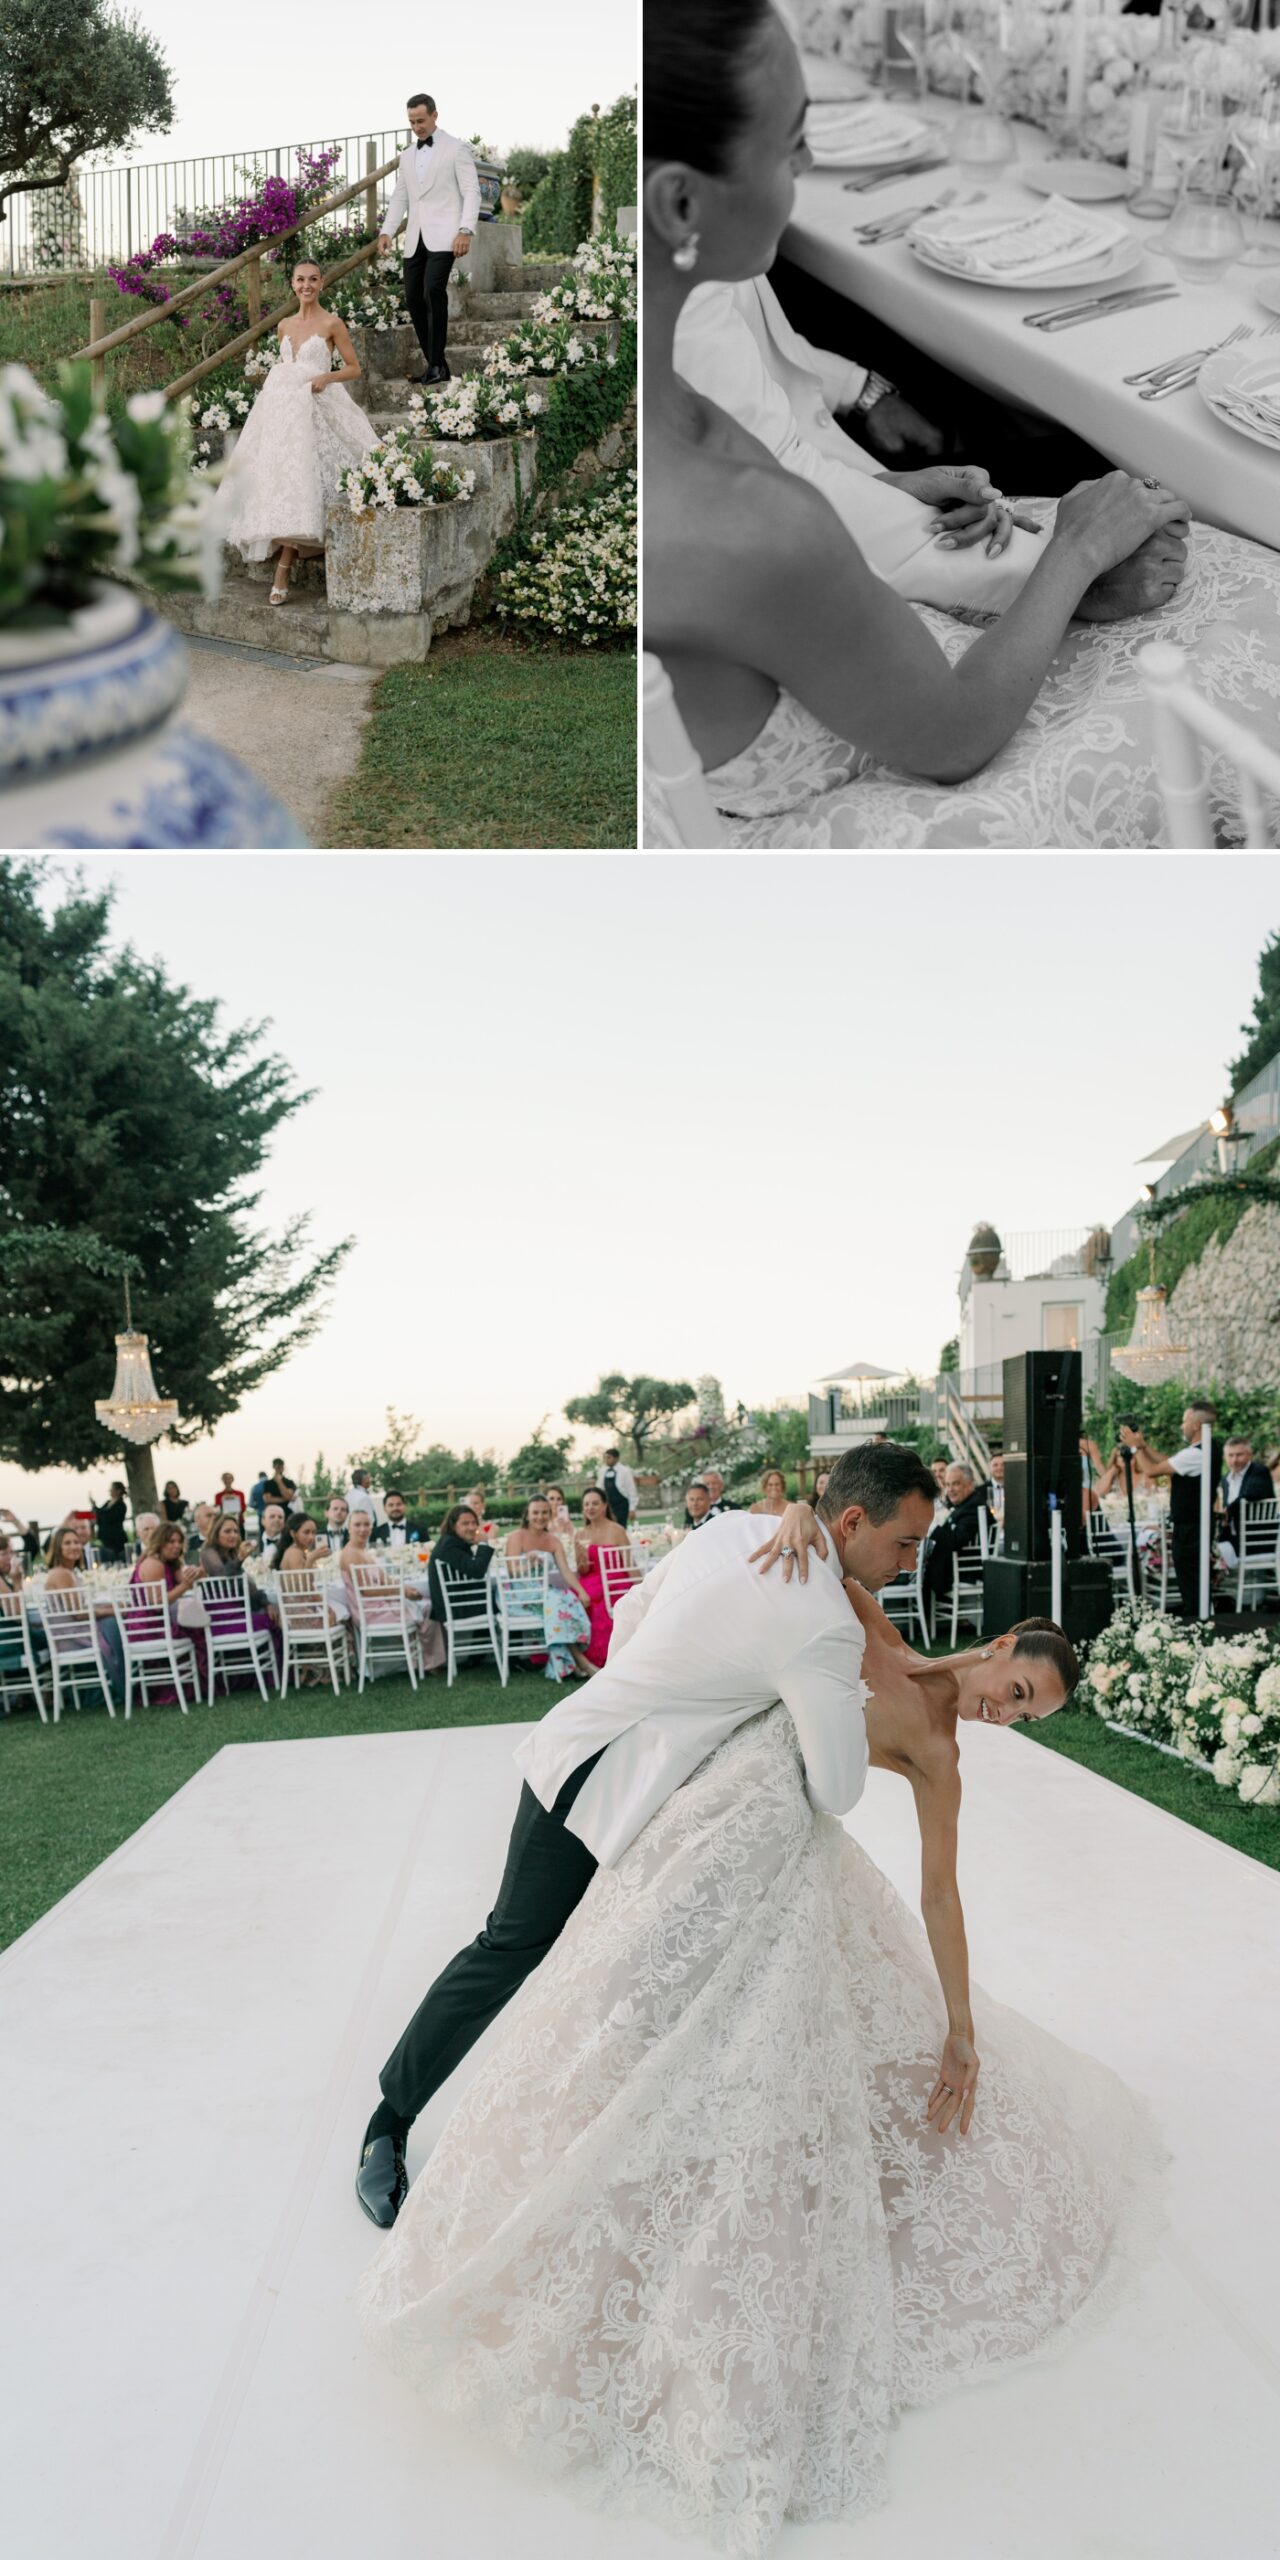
left=337, top=428, right=476, bottom=513
left=484, top=319, right=612, bottom=384
left=531, top=231, right=636, bottom=325
left=494, top=466, right=635, bottom=646
left=1081, top=1603, right=1280, bottom=1806
left=408, top=374, right=544, bottom=441
left=0, top=363, right=216, bottom=628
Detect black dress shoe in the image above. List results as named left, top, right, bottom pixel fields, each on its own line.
left=356, top=2133, right=408, bottom=2228
left=425, top=362, right=451, bottom=384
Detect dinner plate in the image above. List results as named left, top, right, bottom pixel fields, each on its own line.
left=907, top=230, right=1144, bottom=289
left=1019, top=159, right=1139, bottom=203
left=1197, top=344, right=1280, bottom=450
left=800, top=52, right=872, bottom=102
left=1249, top=264, right=1280, bottom=316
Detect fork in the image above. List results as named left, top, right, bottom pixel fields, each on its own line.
left=858, top=185, right=969, bottom=244
left=1130, top=321, right=1251, bottom=395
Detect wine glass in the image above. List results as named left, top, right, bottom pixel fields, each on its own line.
left=890, top=0, right=938, bottom=105
left=1233, top=84, right=1280, bottom=266
left=1161, top=133, right=1246, bottom=282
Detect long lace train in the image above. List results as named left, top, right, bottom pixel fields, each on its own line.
left=209, top=334, right=379, bottom=564
left=356, top=1706, right=1168, bottom=2554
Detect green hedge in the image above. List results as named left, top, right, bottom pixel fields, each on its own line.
left=522, top=96, right=636, bottom=255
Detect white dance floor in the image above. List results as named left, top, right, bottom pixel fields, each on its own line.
left=4, top=1719, right=1279, bottom=2560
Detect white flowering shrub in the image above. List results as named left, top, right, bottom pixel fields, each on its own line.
left=484, top=319, right=613, bottom=384
left=494, top=465, right=635, bottom=647
left=408, top=374, right=545, bottom=441
left=531, top=231, right=636, bottom=324
left=328, top=250, right=412, bottom=333
left=0, top=363, right=215, bottom=626
left=338, top=428, right=475, bottom=513
left=1081, top=1604, right=1280, bottom=1807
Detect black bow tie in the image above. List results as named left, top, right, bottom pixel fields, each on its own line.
left=416, top=134, right=434, bottom=148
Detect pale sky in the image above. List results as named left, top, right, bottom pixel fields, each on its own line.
left=97, top=1, right=636, bottom=172
left=5, top=852, right=1276, bottom=1525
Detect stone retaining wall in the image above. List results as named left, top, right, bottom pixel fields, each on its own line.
left=1167, top=1203, right=1280, bottom=1392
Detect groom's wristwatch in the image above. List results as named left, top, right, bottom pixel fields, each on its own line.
left=850, top=369, right=898, bottom=420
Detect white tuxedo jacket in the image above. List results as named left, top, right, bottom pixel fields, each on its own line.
left=513, top=1511, right=868, bottom=1868
left=674, top=276, right=1043, bottom=613
left=381, top=131, right=481, bottom=255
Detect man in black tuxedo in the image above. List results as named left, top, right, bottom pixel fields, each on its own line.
left=371, top=1487, right=430, bottom=1547
left=923, top=1463, right=988, bottom=1604
left=1217, top=1437, right=1274, bottom=1554
left=702, top=1469, right=737, bottom=1516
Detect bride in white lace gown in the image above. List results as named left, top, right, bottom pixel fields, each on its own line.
left=643, top=0, right=1280, bottom=848
left=209, top=255, right=378, bottom=601
left=357, top=1602, right=1167, bottom=2555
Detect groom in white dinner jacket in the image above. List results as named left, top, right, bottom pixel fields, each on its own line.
left=355, top=1441, right=939, bottom=2228
left=378, top=92, right=481, bottom=384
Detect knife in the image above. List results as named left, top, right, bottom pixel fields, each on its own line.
left=1024, top=285, right=1179, bottom=332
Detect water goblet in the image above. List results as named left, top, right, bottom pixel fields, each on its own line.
left=1233, top=88, right=1280, bottom=266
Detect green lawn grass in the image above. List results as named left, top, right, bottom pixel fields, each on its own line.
left=5, top=1671, right=1276, bottom=1959
left=0, top=1667, right=535, bottom=1954
left=0, top=274, right=231, bottom=406
left=323, top=631, right=636, bottom=849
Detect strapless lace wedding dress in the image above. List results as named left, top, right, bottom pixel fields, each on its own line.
left=357, top=1703, right=1167, bottom=2556
left=645, top=508, right=1280, bottom=847
left=209, top=333, right=379, bottom=563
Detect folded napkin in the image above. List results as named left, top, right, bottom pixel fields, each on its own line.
left=911, top=194, right=1128, bottom=278
left=1201, top=352, right=1280, bottom=443
left=806, top=99, right=928, bottom=164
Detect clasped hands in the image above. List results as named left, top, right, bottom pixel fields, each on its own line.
left=881, top=462, right=1041, bottom=558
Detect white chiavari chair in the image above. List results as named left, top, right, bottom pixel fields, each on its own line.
left=110, top=1578, right=199, bottom=1717
left=348, top=1562, right=422, bottom=1693
left=198, top=1575, right=276, bottom=1704
left=489, top=1553, right=552, bottom=1687
left=600, top=1548, right=643, bottom=1617
left=42, top=1584, right=119, bottom=1720
left=438, top=1564, right=499, bottom=1686
left=1236, top=1499, right=1280, bottom=1611
left=277, top=1569, right=350, bottom=1695
left=0, top=1587, right=49, bottom=1721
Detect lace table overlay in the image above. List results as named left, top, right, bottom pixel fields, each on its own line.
left=357, top=1705, right=1168, bottom=2556
left=646, top=507, right=1280, bottom=848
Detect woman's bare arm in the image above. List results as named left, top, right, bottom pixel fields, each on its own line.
left=915, top=1757, right=980, bottom=2135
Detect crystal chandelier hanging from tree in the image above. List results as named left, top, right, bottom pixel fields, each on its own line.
left=94, top=1276, right=179, bottom=1445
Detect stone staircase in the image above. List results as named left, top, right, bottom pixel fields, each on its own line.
left=159, top=241, right=579, bottom=665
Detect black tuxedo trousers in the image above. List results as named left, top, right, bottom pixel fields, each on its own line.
left=379, top=1748, right=605, bottom=2123
left=403, top=242, right=455, bottom=373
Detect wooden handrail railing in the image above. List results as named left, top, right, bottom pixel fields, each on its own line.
left=162, top=240, right=382, bottom=401
left=71, top=150, right=399, bottom=394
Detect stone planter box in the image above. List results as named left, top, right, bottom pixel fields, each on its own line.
left=454, top=221, right=523, bottom=293
left=325, top=491, right=496, bottom=649
left=427, top=432, right=537, bottom=544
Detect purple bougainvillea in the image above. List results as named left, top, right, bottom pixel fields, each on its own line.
left=107, top=145, right=344, bottom=326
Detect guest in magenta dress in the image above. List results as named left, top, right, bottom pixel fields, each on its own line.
left=128, top=1520, right=209, bottom=1703
left=574, top=1486, right=632, bottom=1667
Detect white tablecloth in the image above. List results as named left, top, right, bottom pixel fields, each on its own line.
left=783, top=110, right=1280, bottom=548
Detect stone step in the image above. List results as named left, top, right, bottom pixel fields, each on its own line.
left=517, top=262, right=572, bottom=292
left=159, top=576, right=434, bottom=669
left=463, top=289, right=547, bottom=320
left=240, top=552, right=327, bottom=592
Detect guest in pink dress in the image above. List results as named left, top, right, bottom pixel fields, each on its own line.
left=574, top=1486, right=632, bottom=1667
left=128, top=1520, right=209, bottom=1703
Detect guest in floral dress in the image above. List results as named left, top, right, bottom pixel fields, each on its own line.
left=574, top=1487, right=632, bottom=1667
left=504, top=1498, right=596, bottom=1681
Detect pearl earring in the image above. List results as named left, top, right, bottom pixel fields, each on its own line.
left=981, top=1649, right=991, bottom=1659
left=672, top=233, right=700, bottom=271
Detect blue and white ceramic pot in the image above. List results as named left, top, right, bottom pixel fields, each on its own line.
left=0, top=583, right=305, bottom=848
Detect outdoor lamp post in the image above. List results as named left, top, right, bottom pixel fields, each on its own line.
left=1209, top=1105, right=1249, bottom=1179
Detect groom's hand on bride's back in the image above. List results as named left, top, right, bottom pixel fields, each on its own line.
left=750, top=1503, right=827, bottom=1582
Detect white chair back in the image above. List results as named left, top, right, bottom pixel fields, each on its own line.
left=1236, top=1499, right=1280, bottom=1610
left=198, top=1574, right=275, bottom=1705
left=600, top=1548, right=642, bottom=1617
left=1139, top=639, right=1280, bottom=848
left=0, top=1588, right=48, bottom=1721
left=111, top=1576, right=198, bottom=1717
left=642, top=652, right=729, bottom=848
left=277, top=1568, right=349, bottom=1695
left=41, top=1582, right=117, bottom=1720
left=347, top=1561, right=420, bottom=1693
left=438, top=1564, right=497, bottom=1686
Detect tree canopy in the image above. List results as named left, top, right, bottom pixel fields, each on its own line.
left=0, top=861, right=350, bottom=1495
left=0, top=0, right=173, bottom=224
left=1229, top=930, right=1280, bottom=1098
left=563, top=1372, right=695, bottom=1462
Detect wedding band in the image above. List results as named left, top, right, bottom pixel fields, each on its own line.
left=1142, top=475, right=1161, bottom=490
left=780, top=1544, right=794, bottom=1557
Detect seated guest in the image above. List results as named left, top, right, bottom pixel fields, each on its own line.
left=428, top=1504, right=495, bottom=1626
left=702, top=1467, right=736, bottom=1514
left=987, top=1453, right=1005, bottom=1523
left=543, top=1484, right=575, bottom=1537
left=321, top=1495, right=350, bottom=1552
left=41, top=1523, right=123, bottom=1693
left=276, top=1513, right=323, bottom=1574
left=504, top=1497, right=596, bottom=1680
left=466, top=1483, right=494, bottom=1537
left=187, top=1500, right=215, bottom=1563
left=644, top=0, right=1280, bottom=850
left=199, top=1511, right=247, bottom=1575
left=92, top=1481, right=130, bottom=1562
left=1217, top=1437, right=1274, bottom=1556
left=213, top=1471, right=245, bottom=1518
left=260, top=1501, right=288, bottom=1556
left=343, top=1506, right=443, bottom=1674
left=160, top=1479, right=188, bottom=1526
left=133, top=1510, right=160, bottom=1553
left=574, top=1487, right=632, bottom=1666
left=923, top=1463, right=989, bottom=1602
left=372, top=1488, right=429, bottom=1547
left=750, top=1466, right=789, bottom=1516
left=0, top=1531, right=23, bottom=1591
left=128, top=1520, right=209, bottom=1698
left=683, top=1480, right=713, bottom=1530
